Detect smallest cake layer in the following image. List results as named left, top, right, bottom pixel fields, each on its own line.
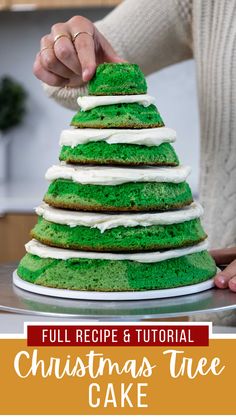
left=59, top=142, right=179, bottom=166
left=44, top=180, right=193, bottom=212
left=88, top=63, right=147, bottom=95
left=17, top=250, right=216, bottom=291
left=71, top=103, right=164, bottom=129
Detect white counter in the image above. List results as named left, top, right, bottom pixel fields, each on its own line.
left=0, top=180, right=47, bottom=215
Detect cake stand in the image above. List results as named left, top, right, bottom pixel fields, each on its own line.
left=0, top=263, right=236, bottom=320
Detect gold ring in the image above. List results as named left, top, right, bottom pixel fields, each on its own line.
left=53, top=33, right=71, bottom=45
left=72, top=31, right=94, bottom=43
left=40, top=46, right=54, bottom=54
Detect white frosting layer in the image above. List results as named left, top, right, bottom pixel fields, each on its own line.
left=60, top=127, right=176, bottom=148
left=26, top=239, right=208, bottom=263
left=36, top=202, right=203, bottom=233
left=45, top=164, right=191, bottom=185
left=77, top=94, right=155, bottom=111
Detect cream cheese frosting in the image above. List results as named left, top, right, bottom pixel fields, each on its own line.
left=25, top=239, right=209, bottom=263
left=59, top=127, right=176, bottom=148
left=45, top=164, right=191, bottom=185
left=36, top=202, right=203, bottom=233
left=77, top=94, right=155, bottom=111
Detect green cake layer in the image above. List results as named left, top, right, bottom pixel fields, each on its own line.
left=44, top=180, right=193, bottom=212
left=88, top=63, right=147, bottom=95
left=17, top=251, right=217, bottom=291
left=71, top=103, right=164, bottom=129
left=32, top=217, right=206, bottom=252
left=59, top=141, right=179, bottom=166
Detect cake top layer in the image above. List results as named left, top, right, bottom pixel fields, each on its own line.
left=88, top=63, right=147, bottom=96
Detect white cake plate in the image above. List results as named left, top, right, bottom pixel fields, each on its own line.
left=13, top=270, right=215, bottom=301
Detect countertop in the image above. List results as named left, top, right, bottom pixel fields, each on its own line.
left=0, top=179, right=47, bottom=215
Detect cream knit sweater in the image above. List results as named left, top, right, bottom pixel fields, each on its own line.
left=44, top=0, right=236, bottom=325
left=44, top=0, right=236, bottom=250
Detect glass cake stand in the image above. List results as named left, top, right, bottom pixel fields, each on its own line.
left=0, top=264, right=236, bottom=321
left=0, top=263, right=236, bottom=321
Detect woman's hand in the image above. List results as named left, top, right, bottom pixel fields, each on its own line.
left=33, top=16, right=124, bottom=87
left=210, top=247, right=236, bottom=292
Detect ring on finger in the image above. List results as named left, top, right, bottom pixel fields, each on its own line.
left=53, top=33, right=71, bottom=45
left=40, top=46, right=54, bottom=54
left=72, top=31, right=94, bottom=43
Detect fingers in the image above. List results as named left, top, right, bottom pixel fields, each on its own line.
left=69, top=16, right=96, bottom=82
left=34, top=15, right=125, bottom=86
left=40, top=33, right=77, bottom=79
left=74, top=33, right=96, bottom=82
left=51, top=23, right=81, bottom=76
left=214, top=259, right=236, bottom=291
left=33, top=53, right=69, bottom=86
left=210, top=247, right=236, bottom=265
left=229, top=276, right=236, bottom=292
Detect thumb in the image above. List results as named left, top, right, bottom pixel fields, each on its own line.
left=214, top=259, right=236, bottom=290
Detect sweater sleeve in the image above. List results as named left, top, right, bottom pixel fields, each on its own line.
left=44, top=0, right=193, bottom=110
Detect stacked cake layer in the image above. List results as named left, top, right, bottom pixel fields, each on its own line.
left=17, top=63, right=217, bottom=292
left=59, top=127, right=179, bottom=166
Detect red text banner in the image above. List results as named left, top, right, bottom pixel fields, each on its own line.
left=27, top=325, right=209, bottom=346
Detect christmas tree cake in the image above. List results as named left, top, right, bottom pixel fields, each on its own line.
left=16, top=63, right=216, bottom=295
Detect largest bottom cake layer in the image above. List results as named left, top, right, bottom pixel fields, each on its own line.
left=18, top=248, right=216, bottom=292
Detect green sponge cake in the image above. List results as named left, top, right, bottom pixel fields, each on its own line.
left=44, top=165, right=192, bottom=211
left=44, top=180, right=193, bottom=212
left=59, top=127, right=178, bottom=166
left=32, top=216, right=206, bottom=252
left=59, top=141, right=179, bottom=166
left=15, top=61, right=217, bottom=297
left=71, top=103, right=164, bottom=129
left=17, top=247, right=216, bottom=292
left=32, top=202, right=205, bottom=252
left=88, top=63, right=147, bottom=96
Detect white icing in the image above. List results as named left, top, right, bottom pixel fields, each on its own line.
left=25, top=239, right=209, bottom=263
left=77, top=94, right=155, bottom=111
left=45, top=164, right=191, bottom=185
left=36, top=202, right=203, bottom=233
left=60, top=127, right=176, bottom=148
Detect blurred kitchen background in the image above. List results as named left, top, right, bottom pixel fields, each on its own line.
left=0, top=0, right=200, bottom=263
